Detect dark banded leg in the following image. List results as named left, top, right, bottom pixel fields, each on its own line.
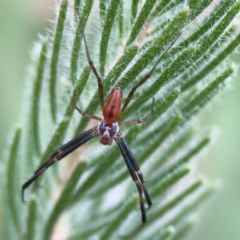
left=115, top=135, right=146, bottom=223
left=117, top=133, right=152, bottom=208
left=21, top=127, right=99, bottom=202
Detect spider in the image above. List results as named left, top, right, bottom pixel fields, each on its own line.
left=22, top=12, right=181, bottom=228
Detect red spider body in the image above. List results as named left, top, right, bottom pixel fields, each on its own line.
left=103, top=87, right=122, bottom=125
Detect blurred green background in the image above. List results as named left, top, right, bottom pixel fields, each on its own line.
left=0, top=1, right=239, bottom=239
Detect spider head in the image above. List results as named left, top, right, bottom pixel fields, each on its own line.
left=98, top=120, right=119, bottom=145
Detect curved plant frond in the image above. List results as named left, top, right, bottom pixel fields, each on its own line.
left=1, top=0, right=239, bottom=239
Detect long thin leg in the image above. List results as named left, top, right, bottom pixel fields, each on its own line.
left=119, top=98, right=154, bottom=126
left=121, top=32, right=182, bottom=113
left=21, top=127, right=99, bottom=202
left=71, top=90, right=101, bottom=121
left=77, top=11, right=105, bottom=111
left=115, top=135, right=147, bottom=223
left=116, top=133, right=152, bottom=208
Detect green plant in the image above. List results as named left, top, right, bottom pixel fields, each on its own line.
left=2, top=0, right=239, bottom=239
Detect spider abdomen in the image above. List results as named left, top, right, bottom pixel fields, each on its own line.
left=103, top=87, right=122, bottom=125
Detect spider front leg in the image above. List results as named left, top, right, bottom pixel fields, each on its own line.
left=21, top=127, right=99, bottom=202
left=116, top=133, right=152, bottom=208
left=115, top=132, right=152, bottom=224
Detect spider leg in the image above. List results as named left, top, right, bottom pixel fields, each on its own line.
left=116, top=133, right=152, bottom=207
left=77, top=11, right=105, bottom=111
left=115, top=138, right=146, bottom=222
left=115, top=132, right=151, bottom=224
left=71, top=89, right=101, bottom=121
left=21, top=127, right=99, bottom=202
left=119, top=98, right=154, bottom=126
left=121, top=32, right=182, bottom=113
